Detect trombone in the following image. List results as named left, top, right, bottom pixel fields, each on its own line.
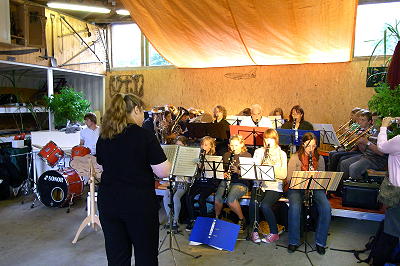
left=342, top=125, right=374, bottom=151
left=337, top=123, right=360, bottom=144
left=335, top=119, right=352, bottom=135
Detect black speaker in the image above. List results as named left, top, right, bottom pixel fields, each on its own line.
left=342, top=181, right=380, bottom=210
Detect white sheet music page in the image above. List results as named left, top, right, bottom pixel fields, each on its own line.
left=161, top=145, right=178, bottom=176
left=239, top=157, right=257, bottom=180
left=173, top=146, right=201, bottom=177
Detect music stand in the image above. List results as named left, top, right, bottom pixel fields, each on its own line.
left=268, top=116, right=284, bottom=129
left=226, top=115, right=248, bottom=125
left=238, top=157, right=276, bottom=252
left=230, top=125, right=268, bottom=151
left=202, top=155, right=225, bottom=180
left=186, top=123, right=228, bottom=140
left=313, top=124, right=340, bottom=147
left=277, top=170, right=342, bottom=265
left=159, top=145, right=202, bottom=265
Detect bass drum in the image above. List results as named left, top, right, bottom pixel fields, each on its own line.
left=37, top=168, right=83, bottom=207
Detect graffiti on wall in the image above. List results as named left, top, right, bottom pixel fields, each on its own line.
left=109, top=74, right=144, bottom=98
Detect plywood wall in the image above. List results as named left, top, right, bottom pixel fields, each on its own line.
left=107, top=58, right=376, bottom=128
left=0, top=7, right=107, bottom=74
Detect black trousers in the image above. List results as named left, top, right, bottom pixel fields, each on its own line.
left=186, top=182, right=216, bottom=221
left=98, top=186, right=159, bottom=266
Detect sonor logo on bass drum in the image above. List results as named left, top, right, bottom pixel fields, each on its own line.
left=44, top=175, right=64, bottom=183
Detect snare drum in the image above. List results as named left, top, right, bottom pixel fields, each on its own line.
left=38, top=141, right=65, bottom=167
left=37, top=168, right=83, bottom=207
left=71, top=145, right=91, bottom=158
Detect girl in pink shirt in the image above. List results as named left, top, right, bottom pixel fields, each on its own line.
left=377, top=117, right=400, bottom=187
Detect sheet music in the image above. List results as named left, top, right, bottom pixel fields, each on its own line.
left=268, top=116, right=284, bottom=129
left=290, top=171, right=343, bottom=191
left=161, top=145, right=179, bottom=176
left=312, top=123, right=340, bottom=146
left=239, top=157, right=275, bottom=180
left=226, top=115, right=248, bottom=125
left=326, top=171, right=344, bottom=191
left=204, top=155, right=224, bottom=179
left=173, top=146, right=201, bottom=177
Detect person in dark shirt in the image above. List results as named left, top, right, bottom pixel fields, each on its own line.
left=213, top=105, right=230, bottom=155
left=214, top=135, right=252, bottom=232
left=96, top=93, right=170, bottom=266
left=186, top=136, right=220, bottom=231
left=281, top=105, right=314, bottom=130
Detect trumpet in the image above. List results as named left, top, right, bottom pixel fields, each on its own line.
left=342, top=125, right=374, bottom=151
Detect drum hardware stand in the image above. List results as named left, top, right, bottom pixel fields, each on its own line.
left=72, top=158, right=101, bottom=244
left=158, top=175, right=201, bottom=266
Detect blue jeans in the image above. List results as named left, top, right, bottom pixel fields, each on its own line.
left=249, top=188, right=281, bottom=234
left=340, top=154, right=387, bottom=180
left=288, top=189, right=331, bottom=247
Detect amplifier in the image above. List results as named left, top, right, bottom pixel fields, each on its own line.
left=342, top=181, right=381, bottom=210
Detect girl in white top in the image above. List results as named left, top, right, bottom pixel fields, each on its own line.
left=249, top=128, right=287, bottom=244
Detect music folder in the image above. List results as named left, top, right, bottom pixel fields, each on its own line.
left=189, top=217, right=240, bottom=252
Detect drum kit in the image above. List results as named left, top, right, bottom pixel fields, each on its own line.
left=34, top=142, right=92, bottom=212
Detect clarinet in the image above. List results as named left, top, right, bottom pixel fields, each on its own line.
left=192, top=149, right=206, bottom=187
left=262, top=144, right=270, bottom=165
left=305, top=152, right=314, bottom=206
left=308, top=152, right=314, bottom=171
left=224, top=152, right=235, bottom=198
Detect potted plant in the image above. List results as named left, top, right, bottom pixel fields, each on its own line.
left=45, top=87, right=91, bottom=129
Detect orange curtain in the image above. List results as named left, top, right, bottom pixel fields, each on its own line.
left=120, top=0, right=358, bottom=68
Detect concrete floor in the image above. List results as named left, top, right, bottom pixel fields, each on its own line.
left=0, top=195, right=379, bottom=266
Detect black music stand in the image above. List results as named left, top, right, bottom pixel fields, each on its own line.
left=277, top=172, right=331, bottom=266
left=238, top=158, right=275, bottom=253
left=158, top=174, right=201, bottom=265
left=186, top=123, right=227, bottom=140
left=313, top=124, right=340, bottom=147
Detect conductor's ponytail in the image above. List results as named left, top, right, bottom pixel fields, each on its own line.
left=100, top=93, right=144, bottom=139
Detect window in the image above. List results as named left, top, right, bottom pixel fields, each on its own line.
left=354, top=2, right=400, bottom=57
left=111, top=23, right=142, bottom=67
left=111, top=23, right=171, bottom=68
left=148, top=42, right=171, bottom=66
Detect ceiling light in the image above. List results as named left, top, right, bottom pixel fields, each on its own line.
left=47, top=2, right=111, bottom=13
left=116, top=9, right=130, bottom=16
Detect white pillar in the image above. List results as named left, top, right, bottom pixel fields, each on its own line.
left=47, top=68, right=54, bottom=130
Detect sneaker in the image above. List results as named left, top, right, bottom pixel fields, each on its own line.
left=238, top=219, right=246, bottom=233
left=262, top=233, right=279, bottom=243
left=172, top=222, right=179, bottom=232
left=316, top=244, right=326, bottom=255
left=287, top=244, right=299, bottom=253
left=251, top=232, right=261, bottom=244
left=186, top=220, right=194, bottom=232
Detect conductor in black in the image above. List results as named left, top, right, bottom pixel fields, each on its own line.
left=96, top=93, right=171, bottom=266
